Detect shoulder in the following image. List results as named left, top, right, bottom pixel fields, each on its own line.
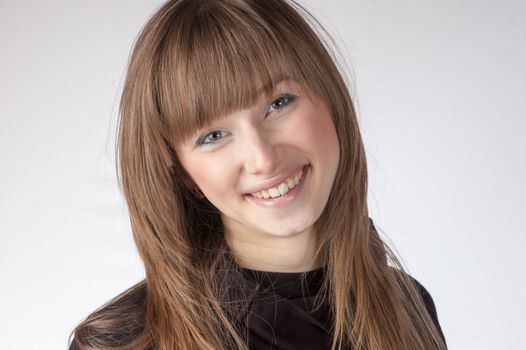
left=406, top=274, right=447, bottom=345
left=68, top=280, right=149, bottom=350
left=409, top=276, right=439, bottom=320
left=389, top=268, right=440, bottom=318
left=369, top=218, right=446, bottom=344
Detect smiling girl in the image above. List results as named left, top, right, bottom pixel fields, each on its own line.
left=176, top=79, right=340, bottom=272
left=69, top=0, right=447, bottom=349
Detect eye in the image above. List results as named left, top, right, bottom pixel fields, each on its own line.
left=195, top=129, right=230, bottom=147
left=266, top=93, right=297, bottom=116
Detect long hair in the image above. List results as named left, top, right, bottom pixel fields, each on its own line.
left=69, top=0, right=447, bottom=349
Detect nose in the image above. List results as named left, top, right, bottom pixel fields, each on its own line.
left=241, top=127, right=279, bottom=175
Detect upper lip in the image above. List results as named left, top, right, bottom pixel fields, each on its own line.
left=244, top=165, right=307, bottom=194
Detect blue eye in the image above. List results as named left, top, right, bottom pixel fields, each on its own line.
left=195, top=129, right=229, bottom=147
left=266, top=93, right=296, bottom=115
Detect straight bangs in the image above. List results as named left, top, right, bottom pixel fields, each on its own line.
left=153, top=0, right=327, bottom=144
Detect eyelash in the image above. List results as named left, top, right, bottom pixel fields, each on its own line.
left=195, top=93, right=297, bottom=147
left=265, top=93, right=296, bottom=116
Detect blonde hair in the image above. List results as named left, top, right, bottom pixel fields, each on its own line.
left=69, top=0, right=447, bottom=349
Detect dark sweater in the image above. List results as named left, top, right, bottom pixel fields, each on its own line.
left=69, top=265, right=446, bottom=349
left=221, top=266, right=447, bottom=349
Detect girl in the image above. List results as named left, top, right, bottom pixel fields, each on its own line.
left=69, top=0, right=447, bottom=349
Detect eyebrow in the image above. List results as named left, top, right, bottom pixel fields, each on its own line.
left=254, top=75, right=295, bottom=96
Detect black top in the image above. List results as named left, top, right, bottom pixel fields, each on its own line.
left=69, top=265, right=446, bottom=350
left=224, top=266, right=446, bottom=349
left=234, top=266, right=333, bottom=349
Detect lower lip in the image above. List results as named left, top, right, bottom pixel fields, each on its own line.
left=244, top=165, right=310, bottom=208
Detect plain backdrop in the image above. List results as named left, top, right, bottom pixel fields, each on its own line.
left=1, top=0, right=525, bottom=349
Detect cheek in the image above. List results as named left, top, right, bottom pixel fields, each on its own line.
left=291, top=102, right=340, bottom=160
left=182, top=157, right=237, bottom=201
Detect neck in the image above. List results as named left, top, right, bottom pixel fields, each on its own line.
left=224, top=226, right=321, bottom=273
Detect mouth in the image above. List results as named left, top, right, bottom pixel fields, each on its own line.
left=244, top=165, right=310, bottom=207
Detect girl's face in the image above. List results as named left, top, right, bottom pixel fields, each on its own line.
left=176, top=80, right=340, bottom=241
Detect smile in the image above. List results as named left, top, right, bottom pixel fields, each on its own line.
left=250, top=168, right=305, bottom=199
left=244, top=165, right=310, bottom=208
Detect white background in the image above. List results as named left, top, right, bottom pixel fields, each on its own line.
left=1, top=0, right=524, bottom=349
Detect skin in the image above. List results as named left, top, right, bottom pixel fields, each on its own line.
left=176, top=80, right=340, bottom=272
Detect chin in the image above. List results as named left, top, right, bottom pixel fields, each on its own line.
left=260, top=221, right=313, bottom=238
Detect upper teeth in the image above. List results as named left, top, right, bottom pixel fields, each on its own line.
left=251, top=168, right=304, bottom=199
